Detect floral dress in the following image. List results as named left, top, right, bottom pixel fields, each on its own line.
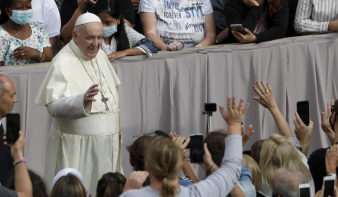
left=0, top=22, right=51, bottom=66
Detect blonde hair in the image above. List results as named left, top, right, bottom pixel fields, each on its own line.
left=259, top=134, right=311, bottom=187
left=243, top=154, right=262, bottom=191
left=50, top=174, right=86, bottom=197
left=145, top=137, right=182, bottom=197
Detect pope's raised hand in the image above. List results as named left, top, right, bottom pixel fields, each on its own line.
left=84, top=84, right=100, bottom=108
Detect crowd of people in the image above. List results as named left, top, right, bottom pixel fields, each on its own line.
left=1, top=0, right=338, bottom=197
left=0, top=0, right=338, bottom=65
left=0, top=76, right=338, bottom=197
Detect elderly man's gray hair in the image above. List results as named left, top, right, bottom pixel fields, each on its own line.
left=74, top=25, right=82, bottom=36
left=273, top=168, right=309, bottom=197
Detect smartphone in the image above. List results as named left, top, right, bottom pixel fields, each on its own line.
left=230, top=24, right=245, bottom=33
left=189, top=134, right=204, bottom=163
left=299, top=183, right=311, bottom=197
left=323, top=175, right=336, bottom=197
left=297, top=101, right=310, bottom=126
left=6, top=113, right=20, bottom=144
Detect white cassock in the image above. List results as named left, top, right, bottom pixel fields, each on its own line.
left=35, top=39, right=122, bottom=195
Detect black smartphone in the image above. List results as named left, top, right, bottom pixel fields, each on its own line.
left=298, top=183, right=311, bottom=197
left=297, top=101, right=309, bottom=126
left=189, top=134, right=204, bottom=163
left=323, top=175, right=336, bottom=197
left=6, top=113, right=20, bottom=144
left=204, top=103, right=217, bottom=112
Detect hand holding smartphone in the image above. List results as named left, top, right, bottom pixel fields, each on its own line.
left=323, top=175, right=336, bottom=197
left=189, top=134, right=204, bottom=163
left=6, top=113, right=20, bottom=144
left=230, top=24, right=246, bottom=34
left=297, top=101, right=310, bottom=126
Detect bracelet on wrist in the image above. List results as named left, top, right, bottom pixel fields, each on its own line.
left=208, top=162, right=215, bottom=172
left=13, top=158, right=26, bottom=167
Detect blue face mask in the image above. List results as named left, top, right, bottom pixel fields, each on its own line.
left=102, top=23, right=118, bottom=38
left=9, top=9, right=33, bottom=25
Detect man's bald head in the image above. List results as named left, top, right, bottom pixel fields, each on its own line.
left=0, top=75, right=18, bottom=119
left=272, top=168, right=308, bottom=197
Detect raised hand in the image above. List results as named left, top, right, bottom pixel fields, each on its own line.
left=123, top=171, right=149, bottom=193
left=321, top=99, right=335, bottom=145
left=200, top=143, right=217, bottom=173
left=170, top=133, right=190, bottom=153
left=77, top=0, right=97, bottom=11
left=83, top=84, right=100, bottom=108
left=4, top=131, right=25, bottom=161
left=242, top=125, right=254, bottom=147
left=253, top=81, right=277, bottom=110
left=325, top=144, right=338, bottom=175
left=219, top=96, right=249, bottom=126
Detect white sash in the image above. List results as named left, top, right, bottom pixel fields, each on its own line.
left=52, top=113, right=119, bottom=136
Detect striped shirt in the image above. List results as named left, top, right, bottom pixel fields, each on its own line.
left=294, top=0, right=338, bottom=34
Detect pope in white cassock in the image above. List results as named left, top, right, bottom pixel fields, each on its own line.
left=35, top=13, right=122, bottom=195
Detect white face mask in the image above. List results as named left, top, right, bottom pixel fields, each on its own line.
left=9, top=9, right=33, bottom=25
left=102, top=21, right=118, bottom=38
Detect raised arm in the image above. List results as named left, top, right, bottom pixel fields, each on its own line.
left=191, top=96, right=248, bottom=196
left=293, top=112, right=313, bottom=157
left=253, top=82, right=294, bottom=139
left=47, top=84, right=99, bottom=118
left=4, top=131, right=32, bottom=197
left=195, top=14, right=216, bottom=47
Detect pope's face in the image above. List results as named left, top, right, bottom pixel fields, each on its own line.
left=73, top=22, right=103, bottom=59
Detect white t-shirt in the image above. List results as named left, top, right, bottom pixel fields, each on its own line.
left=139, top=0, right=213, bottom=48
left=30, top=0, right=61, bottom=38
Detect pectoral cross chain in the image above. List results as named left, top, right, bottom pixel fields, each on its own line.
left=101, top=92, right=109, bottom=111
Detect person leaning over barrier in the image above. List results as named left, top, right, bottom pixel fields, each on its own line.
left=121, top=96, right=249, bottom=197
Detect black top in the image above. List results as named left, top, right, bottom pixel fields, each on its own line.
left=307, top=147, right=335, bottom=193
left=60, top=0, right=135, bottom=28
left=286, top=0, right=300, bottom=37
left=224, top=0, right=289, bottom=43
left=0, top=123, right=14, bottom=185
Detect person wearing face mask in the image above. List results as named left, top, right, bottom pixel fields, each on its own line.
left=0, top=0, right=54, bottom=66
left=93, top=0, right=157, bottom=61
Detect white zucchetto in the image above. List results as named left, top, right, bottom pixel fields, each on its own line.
left=75, top=12, right=102, bottom=27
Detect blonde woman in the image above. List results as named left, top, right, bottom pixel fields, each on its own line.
left=121, top=96, right=249, bottom=197
left=253, top=81, right=315, bottom=196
